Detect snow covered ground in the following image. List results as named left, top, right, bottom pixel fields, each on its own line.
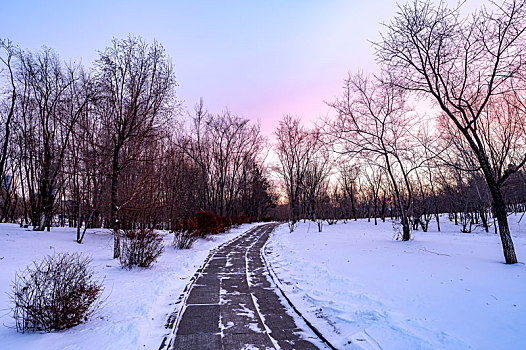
left=0, top=223, right=259, bottom=350
left=266, top=215, right=526, bottom=350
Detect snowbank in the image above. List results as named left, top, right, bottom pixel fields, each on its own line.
left=0, top=223, right=259, bottom=349
left=266, top=215, right=526, bottom=350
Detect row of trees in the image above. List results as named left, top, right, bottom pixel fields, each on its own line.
left=274, top=0, right=526, bottom=264
left=275, top=119, right=525, bottom=230
left=0, top=36, right=273, bottom=259
left=1, top=0, right=525, bottom=265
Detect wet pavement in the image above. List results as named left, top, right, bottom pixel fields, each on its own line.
left=167, top=223, right=321, bottom=350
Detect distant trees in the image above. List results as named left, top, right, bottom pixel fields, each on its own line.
left=338, top=162, right=360, bottom=221
left=15, top=47, right=91, bottom=231
left=0, top=36, right=274, bottom=259
left=375, top=0, right=526, bottom=263
left=0, top=39, right=17, bottom=222
left=182, top=103, right=267, bottom=217
left=328, top=74, right=418, bottom=240
left=362, top=161, right=384, bottom=225
left=2, top=3, right=526, bottom=266
left=275, top=116, right=328, bottom=225
left=175, top=101, right=271, bottom=221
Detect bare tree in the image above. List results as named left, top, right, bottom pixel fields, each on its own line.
left=275, top=116, right=321, bottom=225
left=94, top=35, right=176, bottom=258
left=328, top=73, right=418, bottom=240
left=0, top=39, right=18, bottom=221
left=179, top=101, right=267, bottom=218
left=206, top=110, right=265, bottom=217
left=235, top=160, right=274, bottom=221
left=338, top=162, right=360, bottom=220
left=300, top=127, right=332, bottom=223
left=0, top=40, right=17, bottom=190
left=376, top=0, right=526, bottom=263
left=14, top=47, right=90, bottom=231
left=363, top=161, right=384, bottom=225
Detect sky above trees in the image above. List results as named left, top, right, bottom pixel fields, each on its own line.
left=0, top=0, right=408, bottom=136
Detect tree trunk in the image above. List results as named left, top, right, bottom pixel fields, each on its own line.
left=401, top=213, right=410, bottom=241
left=76, top=216, right=82, bottom=243
left=111, top=148, right=120, bottom=259
left=489, top=185, right=517, bottom=264
left=350, top=186, right=357, bottom=221
left=36, top=178, right=54, bottom=231
left=373, top=194, right=378, bottom=225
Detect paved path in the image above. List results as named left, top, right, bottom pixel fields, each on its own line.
left=169, top=223, right=321, bottom=350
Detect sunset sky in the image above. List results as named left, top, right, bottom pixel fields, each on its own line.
left=1, top=1, right=476, bottom=136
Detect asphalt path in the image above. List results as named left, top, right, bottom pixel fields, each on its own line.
left=168, top=223, right=321, bottom=350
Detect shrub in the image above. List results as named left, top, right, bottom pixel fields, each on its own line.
left=119, top=228, right=164, bottom=269
left=326, top=218, right=338, bottom=225
left=232, top=215, right=250, bottom=226
left=221, top=216, right=232, bottom=232
left=195, top=211, right=223, bottom=235
left=10, top=252, right=103, bottom=333
left=173, top=217, right=199, bottom=249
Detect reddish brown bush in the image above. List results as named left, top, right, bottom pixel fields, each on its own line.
left=10, top=252, right=103, bottom=332
left=231, top=216, right=240, bottom=226
left=173, top=217, right=199, bottom=249
left=221, top=216, right=232, bottom=232
left=195, top=211, right=223, bottom=235
left=232, top=215, right=250, bottom=226
left=119, top=228, right=164, bottom=269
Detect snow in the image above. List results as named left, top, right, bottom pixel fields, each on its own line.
left=0, top=223, right=259, bottom=350
left=265, top=215, right=526, bottom=350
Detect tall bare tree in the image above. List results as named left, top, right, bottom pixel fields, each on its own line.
left=94, top=35, right=176, bottom=258
left=15, top=47, right=90, bottom=230
left=375, top=0, right=526, bottom=263
left=0, top=40, right=17, bottom=189
left=275, top=116, right=321, bottom=224
left=179, top=101, right=267, bottom=217
left=0, top=39, right=18, bottom=221
left=338, top=162, right=360, bottom=220
left=329, top=73, right=418, bottom=240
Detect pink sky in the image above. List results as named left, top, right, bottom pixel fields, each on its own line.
left=1, top=1, right=481, bottom=137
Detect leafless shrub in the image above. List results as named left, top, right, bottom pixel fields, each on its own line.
left=119, top=228, right=164, bottom=268
left=172, top=231, right=199, bottom=249
left=326, top=218, right=338, bottom=225
left=172, top=217, right=199, bottom=249
left=10, top=252, right=103, bottom=332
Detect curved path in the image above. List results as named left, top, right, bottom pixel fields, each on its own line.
left=165, top=223, right=323, bottom=350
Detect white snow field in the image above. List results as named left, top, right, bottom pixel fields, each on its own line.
left=266, top=215, right=526, bottom=350
left=0, top=223, right=260, bottom=350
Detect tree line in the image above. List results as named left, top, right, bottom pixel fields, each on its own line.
left=273, top=0, right=526, bottom=264
left=0, top=36, right=273, bottom=258
left=1, top=0, right=526, bottom=264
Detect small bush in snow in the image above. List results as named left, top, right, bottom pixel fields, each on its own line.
left=119, top=228, right=164, bottom=268
left=231, top=215, right=250, bottom=226
left=10, top=252, right=103, bottom=333
left=326, top=218, right=338, bottom=225
left=221, top=216, right=232, bottom=232
left=173, top=217, right=199, bottom=249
